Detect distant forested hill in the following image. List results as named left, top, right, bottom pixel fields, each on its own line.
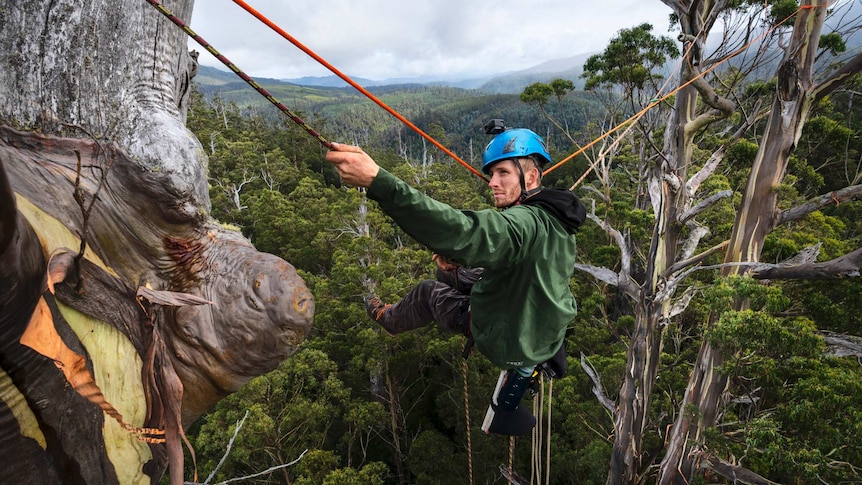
left=192, top=65, right=605, bottom=163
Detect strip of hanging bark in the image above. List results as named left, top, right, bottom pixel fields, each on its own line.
left=696, top=452, right=781, bottom=485
left=22, top=252, right=166, bottom=442
left=136, top=286, right=213, bottom=307
left=19, top=295, right=162, bottom=441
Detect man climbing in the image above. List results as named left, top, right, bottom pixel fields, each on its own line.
left=325, top=126, right=586, bottom=435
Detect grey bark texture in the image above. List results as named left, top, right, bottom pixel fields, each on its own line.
left=0, top=1, right=314, bottom=483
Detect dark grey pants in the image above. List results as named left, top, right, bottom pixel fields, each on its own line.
left=381, top=267, right=482, bottom=335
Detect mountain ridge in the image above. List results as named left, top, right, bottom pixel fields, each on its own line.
left=195, top=50, right=596, bottom=94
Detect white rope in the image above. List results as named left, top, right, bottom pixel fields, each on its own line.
left=545, top=379, right=553, bottom=485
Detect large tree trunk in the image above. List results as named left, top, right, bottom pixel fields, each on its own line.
left=658, top=2, right=837, bottom=482
left=605, top=1, right=743, bottom=480
left=0, top=1, right=314, bottom=483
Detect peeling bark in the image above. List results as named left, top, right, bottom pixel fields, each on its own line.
left=0, top=1, right=314, bottom=483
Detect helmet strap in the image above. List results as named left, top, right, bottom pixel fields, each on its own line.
left=513, top=158, right=542, bottom=203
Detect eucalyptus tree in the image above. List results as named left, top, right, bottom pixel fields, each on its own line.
left=658, top=1, right=862, bottom=482
left=571, top=1, right=862, bottom=483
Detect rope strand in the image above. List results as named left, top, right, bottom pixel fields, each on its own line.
left=231, top=0, right=488, bottom=181
left=144, top=0, right=333, bottom=149
left=462, top=358, right=474, bottom=485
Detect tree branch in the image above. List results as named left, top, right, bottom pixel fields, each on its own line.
left=820, top=331, right=862, bottom=360
left=585, top=198, right=632, bottom=279
left=677, top=222, right=710, bottom=263
left=684, top=75, right=736, bottom=135
left=813, top=51, right=862, bottom=102
left=664, top=240, right=729, bottom=279
left=213, top=450, right=308, bottom=485
left=751, top=247, right=862, bottom=280
left=573, top=263, right=619, bottom=287
left=777, top=184, right=862, bottom=225
left=580, top=352, right=616, bottom=414
left=679, top=190, right=732, bottom=225
left=695, top=451, right=782, bottom=485
left=686, top=100, right=762, bottom=197
left=203, top=411, right=249, bottom=484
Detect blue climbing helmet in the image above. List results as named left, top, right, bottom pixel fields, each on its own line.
left=481, top=128, right=552, bottom=175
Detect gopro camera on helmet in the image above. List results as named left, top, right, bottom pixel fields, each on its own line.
left=483, top=119, right=506, bottom=135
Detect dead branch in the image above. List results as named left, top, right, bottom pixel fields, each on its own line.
left=179, top=410, right=308, bottom=485
left=203, top=411, right=249, bottom=484
left=668, top=286, right=698, bottom=320
left=680, top=190, right=733, bottom=225
left=678, top=222, right=710, bottom=263
left=212, top=450, right=307, bottom=485
left=777, top=184, right=862, bottom=225
left=580, top=352, right=616, bottom=414
left=686, top=100, right=762, bottom=197
left=695, top=451, right=782, bottom=485
left=751, top=247, right=862, bottom=280
left=664, top=240, right=729, bottom=278
left=573, top=263, right=619, bottom=287
left=820, top=331, right=862, bottom=361
left=654, top=264, right=699, bottom=305
left=584, top=198, right=632, bottom=279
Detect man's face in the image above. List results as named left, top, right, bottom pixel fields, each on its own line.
left=487, top=159, right=523, bottom=208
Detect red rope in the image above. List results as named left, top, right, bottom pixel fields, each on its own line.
left=231, top=0, right=488, bottom=182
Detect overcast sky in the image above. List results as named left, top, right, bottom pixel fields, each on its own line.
left=188, top=1, right=675, bottom=81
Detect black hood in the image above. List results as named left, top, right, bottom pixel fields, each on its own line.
left=521, top=188, right=586, bottom=234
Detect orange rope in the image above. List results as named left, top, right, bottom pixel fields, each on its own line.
left=546, top=4, right=815, bottom=185
left=562, top=23, right=708, bottom=192
left=232, top=0, right=489, bottom=182
left=223, top=1, right=818, bottom=186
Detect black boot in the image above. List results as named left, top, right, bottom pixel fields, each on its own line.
left=480, top=369, right=537, bottom=436
left=481, top=403, right=536, bottom=436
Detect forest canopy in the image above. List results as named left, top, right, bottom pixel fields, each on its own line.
left=183, top=2, right=862, bottom=483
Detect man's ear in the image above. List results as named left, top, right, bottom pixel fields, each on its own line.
left=527, top=164, right=542, bottom=187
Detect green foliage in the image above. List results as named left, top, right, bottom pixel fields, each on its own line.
left=189, top=348, right=356, bottom=483
left=699, top=276, right=862, bottom=483
left=183, top=38, right=862, bottom=482
left=767, top=0, right=800, bottom=26
left=819, top=32, right=847, bottom=55
left=520, top=82, right=555, bottom=107
left=581, top=23, right=680, bottom=94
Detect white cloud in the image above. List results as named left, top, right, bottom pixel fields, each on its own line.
left=185, top=0, right=674, bottom=81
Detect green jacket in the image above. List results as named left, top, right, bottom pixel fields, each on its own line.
left=367, top=169, right=585, bottom=368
